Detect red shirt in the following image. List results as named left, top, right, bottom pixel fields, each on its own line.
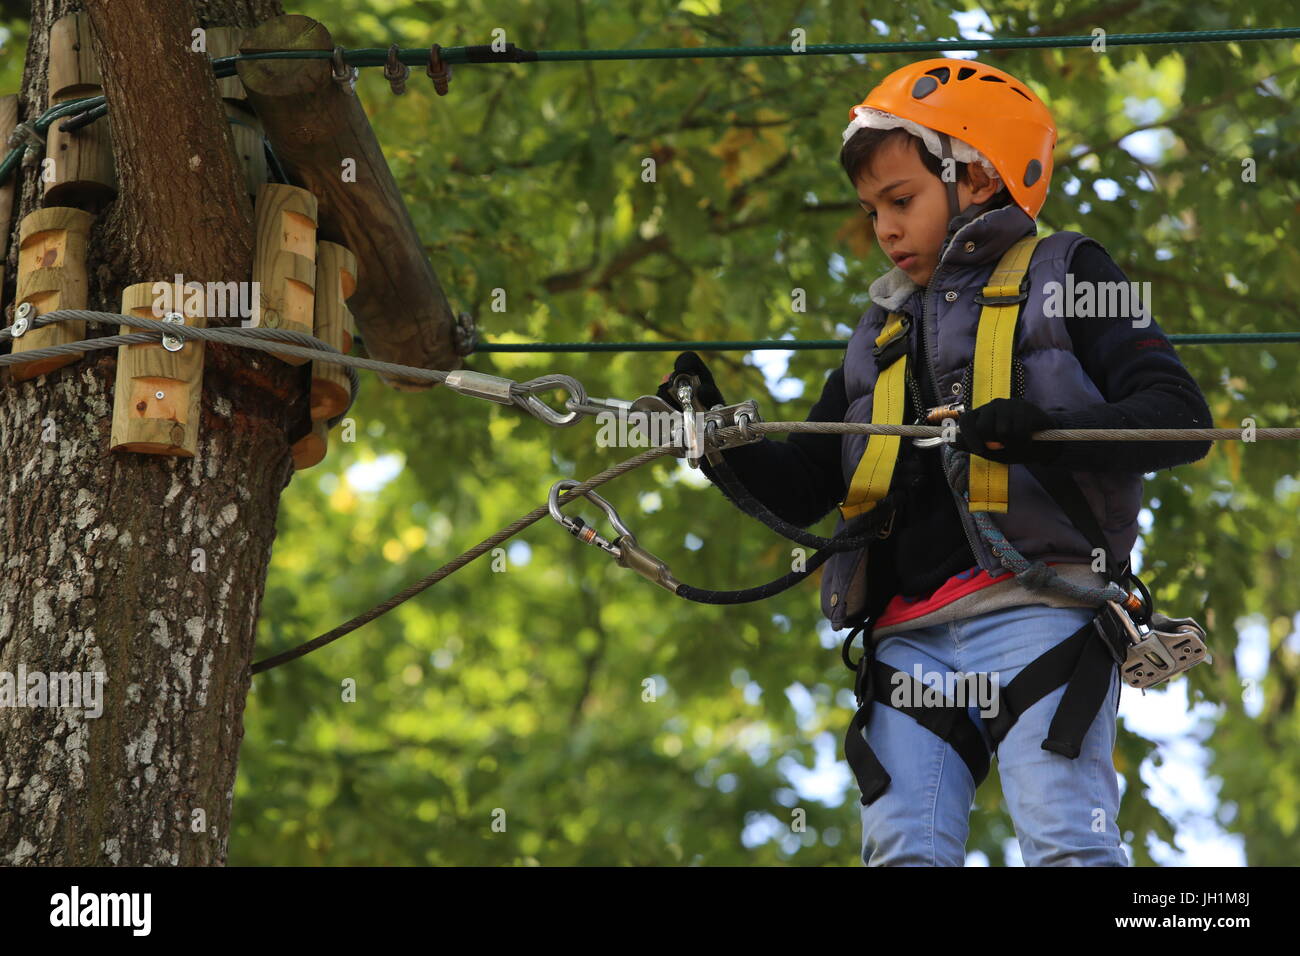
left=874, top=562, right=1066, bottom=628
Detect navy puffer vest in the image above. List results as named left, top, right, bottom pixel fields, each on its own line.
left=820, top=203, right=1142, bottom=629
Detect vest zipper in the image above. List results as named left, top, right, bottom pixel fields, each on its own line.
left=917, top=237, right=993, bottom=575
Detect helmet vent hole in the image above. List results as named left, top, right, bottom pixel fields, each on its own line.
left=1011, top=87, right=1032, bottom=101
left=957, top=67, right=976, bottom=80
left=911, top=76, right=939, bottom=99
left=979, top=75, right=1006, bottom=83
left=924, top=66, right=951, bottom=83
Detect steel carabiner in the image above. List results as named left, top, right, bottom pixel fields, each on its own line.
left=547, top=480, right=681, bottom=593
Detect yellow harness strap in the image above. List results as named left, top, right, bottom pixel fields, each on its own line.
left=968, top=234, right=1042, bottom=513
left=839, top=312, right=909, bottom=521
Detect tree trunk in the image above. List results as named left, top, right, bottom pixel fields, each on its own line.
left=0, top=0, right=286, bottom=865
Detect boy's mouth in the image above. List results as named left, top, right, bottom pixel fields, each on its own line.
left=890, top=251, right=918, bottom=270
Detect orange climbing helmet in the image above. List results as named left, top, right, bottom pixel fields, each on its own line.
left=845, top=58, right=1058, bottom=220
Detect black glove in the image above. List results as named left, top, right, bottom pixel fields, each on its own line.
left=956, top=398, right=1060, bottom=464
left=655, top=351, right=726, bottom=411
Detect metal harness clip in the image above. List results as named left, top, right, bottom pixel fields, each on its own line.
left=547, top=480, right=681, bottom=594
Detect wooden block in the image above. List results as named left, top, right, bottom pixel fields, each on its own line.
left=45, top=13, right=116, bottom=207
left=252, top=183, right=317, bottom=364
left=309, top=241, right=356, bottom=421
left=0, top=95, right=16, bottom=310
left=291, top=419, right=328, bottom=470
left=10, top=207, right=94, bottom=381
left=109, top=281, right=208, bottom=456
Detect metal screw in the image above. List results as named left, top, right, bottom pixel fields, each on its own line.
left=155, top=391, right=165, bottom=400
left=15, top=302, right=33, bottom=321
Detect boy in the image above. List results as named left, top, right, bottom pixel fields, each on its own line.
left=656, top=59, right=1213, bottom=866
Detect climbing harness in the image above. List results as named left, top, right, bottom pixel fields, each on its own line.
left=835, top=234, right=1211, bottom=806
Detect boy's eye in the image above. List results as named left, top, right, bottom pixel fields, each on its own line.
left=862, top=196, right=910, bottom=219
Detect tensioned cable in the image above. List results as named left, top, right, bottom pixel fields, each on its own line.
left=5, top=311, right=1298, bottom=441
left=469, top=332, right=1300, bottom=353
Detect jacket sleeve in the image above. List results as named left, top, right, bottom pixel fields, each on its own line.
left=1046, top=241, right=1215, bottom=473
left=698, top=364, right=850, bottom=528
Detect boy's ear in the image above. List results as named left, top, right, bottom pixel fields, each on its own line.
left=965, top=163, right=1002, bottom=203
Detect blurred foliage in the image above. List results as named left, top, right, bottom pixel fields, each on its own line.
left=36, top=0, right=1277, bottom=865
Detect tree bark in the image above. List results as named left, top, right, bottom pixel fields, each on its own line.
left=0, top=0, right=285, bottom=865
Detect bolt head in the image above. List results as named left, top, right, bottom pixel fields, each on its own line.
left=15, top=302, right=33, bottom=320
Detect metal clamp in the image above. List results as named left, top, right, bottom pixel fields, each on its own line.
left=8, top=120, right=45, bottom=167
left=331, top=46, right=359, bottom=94
left=548, top=480, right=681, bottom=594
left=384, top=44, right=409, bottom=95
left=426, top=43, right=453, bottom=95
left=161, top=312, right=186, bottom=352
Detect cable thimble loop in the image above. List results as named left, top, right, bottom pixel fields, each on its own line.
left=384, top=44, right=410, bottom=94
left=426, top=43, right=453, bottom=95
left=331, top=46, right=359, bottom=94
left=512, top=374, right=588, bottom=427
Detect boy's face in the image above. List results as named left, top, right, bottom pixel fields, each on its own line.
left=854, top=136, right=1001, bottom=287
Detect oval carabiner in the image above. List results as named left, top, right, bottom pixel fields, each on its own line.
left=548, top=480, right=633, bottom=555
left=513, top=374, right=589, bottom=427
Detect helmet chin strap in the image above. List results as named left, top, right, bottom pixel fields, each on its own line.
left=937, top=131, right=962, bottom=223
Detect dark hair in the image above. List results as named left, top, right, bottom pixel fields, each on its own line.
left=840, top=125, right=968, bottom=189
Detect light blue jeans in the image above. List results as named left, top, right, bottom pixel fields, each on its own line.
left=858, top=603, right=1128, bottom=867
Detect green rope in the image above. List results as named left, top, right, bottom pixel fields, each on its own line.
left=4, top=26, right=1298, bottom=188
left=213, top=27, right=1300, bottom=72
left=472, top=332, right=1300, bottom=353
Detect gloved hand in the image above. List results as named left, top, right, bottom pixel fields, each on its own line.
left=656, top=351, right=726, bottom=411
left=956, top=398, right=1060, bottom=464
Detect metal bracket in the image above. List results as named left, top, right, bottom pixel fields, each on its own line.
left=10, top=301, right=33, bottom=337
left=161, top=312, right=186, bottom=352
left=384, top=44, right=410, bottom=95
